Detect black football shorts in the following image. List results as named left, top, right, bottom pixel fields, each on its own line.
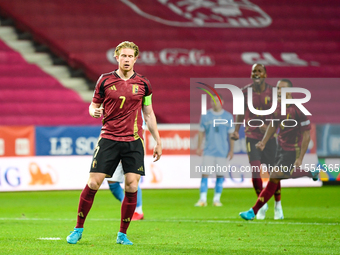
left=274, top=144, right=300, bottom=177
left=90, top=137, right=145, bottom=177
left=246, top=137, right=277, bottom=167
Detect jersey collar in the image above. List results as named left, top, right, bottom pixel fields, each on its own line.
left=113, top=69, right=136, bottom=80
left=210, top=109, right=225, bottom=116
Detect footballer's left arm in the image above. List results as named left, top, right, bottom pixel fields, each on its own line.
left=227, top=136, right=234, bottom=160
left=142, top=102, right=162, bottom=161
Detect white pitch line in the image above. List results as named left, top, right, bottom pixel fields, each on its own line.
left=146, top=219, right=340, bottom=226
left=0, top=217, right=338, bottom=226
left=37, top=237, right=61, bottom=240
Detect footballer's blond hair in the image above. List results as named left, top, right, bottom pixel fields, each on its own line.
left=114, top=41, right=139, bottom=57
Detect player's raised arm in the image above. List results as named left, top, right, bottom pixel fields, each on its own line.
left=142, top=103, right=162, bottom=162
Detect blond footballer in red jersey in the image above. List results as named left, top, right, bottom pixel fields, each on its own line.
left=67, top=41, right=162, bottom=245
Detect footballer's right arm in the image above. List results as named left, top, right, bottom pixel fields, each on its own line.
left=196, top=131, right=205, bottom=156
left=256, top=124, right=277, bottom=151
left=89, top=102, right=103, bottom=118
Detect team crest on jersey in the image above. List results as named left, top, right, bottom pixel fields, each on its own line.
left=132, top=84, right=139, bottom=94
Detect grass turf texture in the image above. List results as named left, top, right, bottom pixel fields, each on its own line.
left=0, top=187, right=339, bottom=254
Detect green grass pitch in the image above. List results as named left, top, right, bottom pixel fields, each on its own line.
left=0, top=186, right=339, bottom=254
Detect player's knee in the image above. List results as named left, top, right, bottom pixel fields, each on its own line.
left=125, top=180, right=138, bottom=193
left=87, top=179, right=101, bottom=190
left=269, top=178, right=280, bottom=184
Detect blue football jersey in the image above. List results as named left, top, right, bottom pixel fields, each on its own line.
left=199, top=109, right=234, bottom=157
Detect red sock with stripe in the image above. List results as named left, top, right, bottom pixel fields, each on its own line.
left=119, top=191, right=137, bottom=234
left=252, top=181, right=278, bottom=214
left=274, top=181, right=281, bottom=202
left=76, top=185, right=97, bottom=228
left=251, top=160, right=263, bottom=196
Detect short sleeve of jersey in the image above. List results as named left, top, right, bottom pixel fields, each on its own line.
left=297, top=108, right=311, bottom=132
left=199, top=116, right=206, bottom=132
left=92, top=74, right=105, bottom=104
left=143, top=77, right=153, bottom=97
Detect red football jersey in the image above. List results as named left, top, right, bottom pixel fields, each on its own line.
left=273, top=104, right=311, bottom=151
left=243, top=83, right=276, bottom=140
left=92, top=70, right=152, bottom=142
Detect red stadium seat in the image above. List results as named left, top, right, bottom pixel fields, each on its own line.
left=0, top=40, right=98, bottom=125
left=0, top=0, right=339, bottom=123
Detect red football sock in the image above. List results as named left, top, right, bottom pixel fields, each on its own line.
left=119, top=191, right=137, bottom=234
left=274, top=181, right=281, bottom=202
left=76, top=185, right=97, bottom=228
left=251, top=160, right=263, bottom=196
left=252, top=181, right=278, bottom=214
left=290, top=168, right=313, bottom=178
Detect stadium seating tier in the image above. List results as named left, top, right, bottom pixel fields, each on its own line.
left=0, top=0, right=339, bottom=124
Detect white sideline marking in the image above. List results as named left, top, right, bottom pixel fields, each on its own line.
left=0, top=217, right=338, bottom=226
left=37, top=237, right=61, bottom=240
left=150, top=219, right=340, bottom=226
